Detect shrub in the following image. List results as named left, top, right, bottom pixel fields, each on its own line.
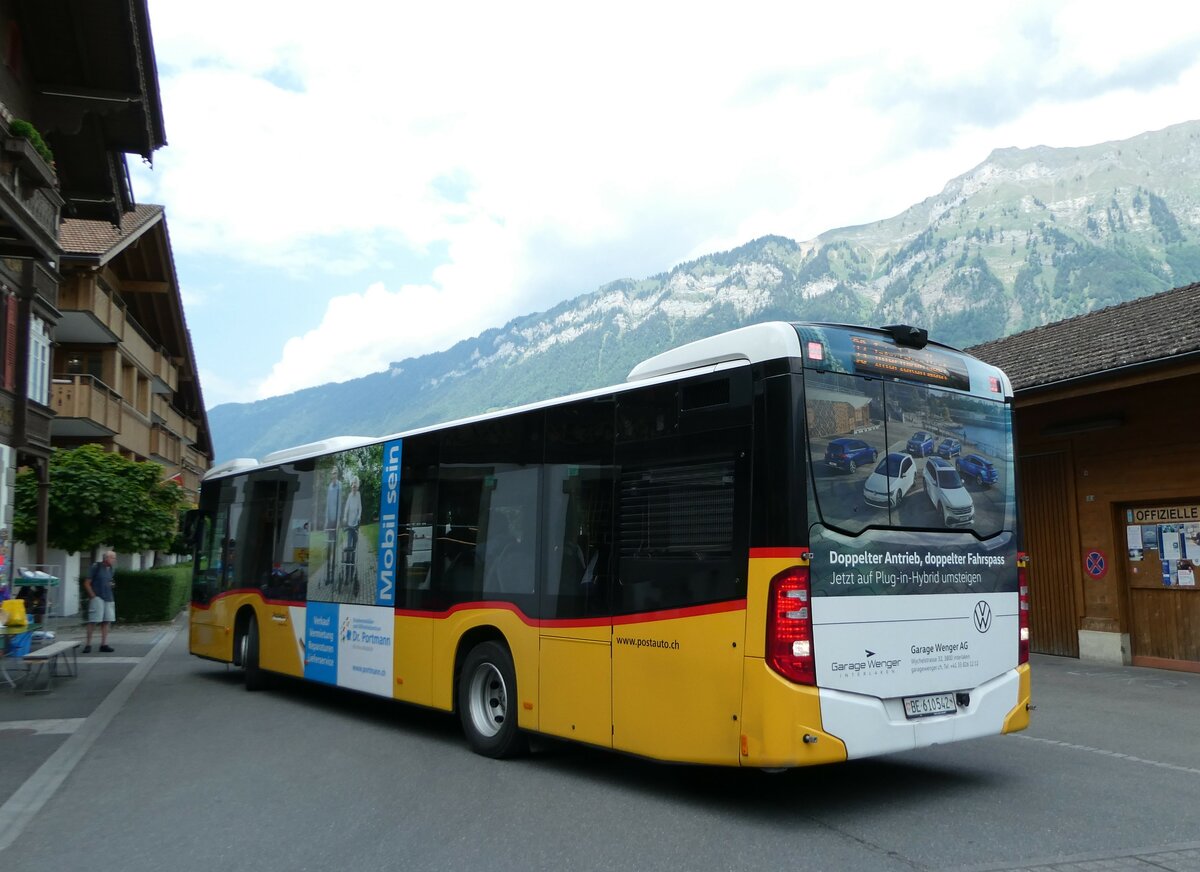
left=9, top=118, right=54, bottom=165
left=79, top=563, right=192, bottom=623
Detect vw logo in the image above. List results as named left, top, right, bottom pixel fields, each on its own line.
left=973, top=601, right=993, bottom=633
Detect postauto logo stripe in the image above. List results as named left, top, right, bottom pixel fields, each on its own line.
left=376, top=438, right=402, bottom=607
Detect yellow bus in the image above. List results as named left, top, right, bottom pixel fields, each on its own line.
left=189, top=322, right=1030, bottom=767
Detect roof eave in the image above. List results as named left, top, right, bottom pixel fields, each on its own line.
left=1015, top=347, right=1200, bottom=400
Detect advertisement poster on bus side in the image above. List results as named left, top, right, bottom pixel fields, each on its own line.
left=336, top=604, right=393, bottom=695
left=375, top=439, right=402, bottom=607
left=812, top=591, right=1018, bottom=697
left=808, top=525, right=1018, bottom=598
left=303, top=602, right=393, bottom=696
left=304, top=601, right=339, bottom=685
left=306, top=442, right=388, bottom=606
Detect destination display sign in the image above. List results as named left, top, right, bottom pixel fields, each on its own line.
left=849, top=335, right=971, bottom=391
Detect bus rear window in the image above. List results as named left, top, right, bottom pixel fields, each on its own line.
left=805, top=369, right=1015, bottom=537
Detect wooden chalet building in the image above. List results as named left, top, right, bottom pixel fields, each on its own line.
left=972, top=282, right=1200, bottom=672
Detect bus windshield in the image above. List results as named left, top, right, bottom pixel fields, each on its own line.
left=804, top=358, right=1015, bottom=538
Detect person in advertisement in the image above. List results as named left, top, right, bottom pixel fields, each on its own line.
left=343, top=477, right=362, bottom=552
left=324, top=467, right=341, bottom=584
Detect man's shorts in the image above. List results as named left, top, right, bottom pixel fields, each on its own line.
left=87, top=597, right=116, bottom=624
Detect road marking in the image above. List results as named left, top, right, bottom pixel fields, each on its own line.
left=1016, top=734, right=1200, bottom=776
left=0, top=623, right=180, bottom=853
left=947, top=841, right=1200, bottom=872
left=0, top=720, right=85, bottom=736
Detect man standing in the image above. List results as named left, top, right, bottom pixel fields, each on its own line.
left=83, top=550, right=117, bottom=653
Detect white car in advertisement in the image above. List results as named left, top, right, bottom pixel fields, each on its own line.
left=923, top=457, right=975, bottom=527
left=863, top=452, right=916, bottom=508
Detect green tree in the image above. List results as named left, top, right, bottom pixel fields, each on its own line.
left=14, top=444, right=186, bottom=554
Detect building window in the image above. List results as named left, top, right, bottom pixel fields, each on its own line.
left=27, top=317, right=50, bottom=405
left=65, top=350, right=104, bottom=381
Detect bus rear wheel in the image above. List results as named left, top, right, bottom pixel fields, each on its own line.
left=239, top=615, right=269, bottom=691
left=458, top=641, right=527, bottom=758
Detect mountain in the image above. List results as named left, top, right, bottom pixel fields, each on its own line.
left=210, top=120, right=1200, bottom=462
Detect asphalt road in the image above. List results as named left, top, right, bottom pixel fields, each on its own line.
left=2, top=627, right=1198, bottom=872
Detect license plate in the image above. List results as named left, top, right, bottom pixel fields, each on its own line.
left=903, top=692, right=957, bottom=719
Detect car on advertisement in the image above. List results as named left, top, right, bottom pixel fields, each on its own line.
left=906, top=431, right=934, bottom=457
left=824, top=437, right=878, bottom=472
left=936, top=437, right=962, bottom=458
left=923, top=457, right=974, bottom=526
left=956, top=453, right=999, bottom=487
left=863, top=452, right=916, bottom=508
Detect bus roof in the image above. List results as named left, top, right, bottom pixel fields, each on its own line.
left=627, top=322, right=802, bottom=381
left=205, top=321, right=1008, bottom=481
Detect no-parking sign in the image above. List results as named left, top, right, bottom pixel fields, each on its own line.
left=1084, top=549, right=1108, bottom=579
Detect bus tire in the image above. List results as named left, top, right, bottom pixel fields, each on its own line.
left=241, top=615, right=269, bottom=691
left=458, top=641, right=527, bottom=758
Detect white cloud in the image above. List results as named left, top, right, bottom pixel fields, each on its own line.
left=257, top=277, right=512, bottom=399
left=135, top=0, right=1200, bottom=405
left=195, top=367, right=260, bottom=407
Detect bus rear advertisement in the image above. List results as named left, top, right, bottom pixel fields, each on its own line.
left=189, top=321, right=1031, bottom=768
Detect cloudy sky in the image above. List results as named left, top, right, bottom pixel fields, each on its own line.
left=130, top=0, right=1200, bottom=409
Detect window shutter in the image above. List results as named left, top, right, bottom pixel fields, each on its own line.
left=4, top=294, right=16, bottom=391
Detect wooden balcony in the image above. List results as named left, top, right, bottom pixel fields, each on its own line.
left=151, top=396, right=203, bottom=450
left=50, top=375, right=122, bottom=437
left=151, top=350, right=178, bottom=393
left=0, top=392, right=53, bottom=453
left=119, top=404, right=151, bottom=458
left=183, top=445, right=207, bottom=474
left=150, top=423, right=182, bottom=465
left=121, top=321, right=155, bottom=373
left=56, top=278, right=179, bottom=390
left=151, top=395, right=183, bottom=432
left=0, top=133, right=64, bottom=261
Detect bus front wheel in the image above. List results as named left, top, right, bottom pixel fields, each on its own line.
left=458, top=641, right=528, bottom=759
left=239, top=615, right=269, bottom=692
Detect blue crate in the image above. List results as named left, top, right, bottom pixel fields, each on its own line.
left=5, top=631, right=32, bottom=657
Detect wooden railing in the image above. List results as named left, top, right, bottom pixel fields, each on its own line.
left=50, top=375, right=122, bottom=431
left=150, top=424, right=183, bottom=465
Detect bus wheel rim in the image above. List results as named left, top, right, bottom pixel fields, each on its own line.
left=468, top=662, right=507, bottom=738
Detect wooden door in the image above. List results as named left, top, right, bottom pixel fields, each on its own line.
left=1017, top=451, right=1081, bottom=657
left=1125, top=519, right=1200, bottom=671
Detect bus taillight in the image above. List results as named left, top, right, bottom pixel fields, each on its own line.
left=1017, top=552, right=1030, bottom=665
left=767, top=561, right=816, bottom=686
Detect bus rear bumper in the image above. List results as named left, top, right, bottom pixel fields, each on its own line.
left=818, top=666, right=1024, bottom=760
left=738, top=658, right=849, bottom=768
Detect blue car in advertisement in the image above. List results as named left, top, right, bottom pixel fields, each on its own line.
left=906, top=431, right=934, bottom=457
left=956, top=453, right=999, bottom=486
left=824, top=437, right=878, bottom=472
left=936, top=437, right=962, bottom=459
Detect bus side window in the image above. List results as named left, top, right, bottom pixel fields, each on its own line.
left=401, top=481, right=435, bottom=591
left=479, top=468, right=539, bottom=596
left=543, top=397, right=616, bottom=621
left=614, top=378, right=751, bottom=614
left=542, top=464, right=614, bottom=620
left=435, top=411, right=544, bottom=611
left=435, top=475, right=480, bottom=594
